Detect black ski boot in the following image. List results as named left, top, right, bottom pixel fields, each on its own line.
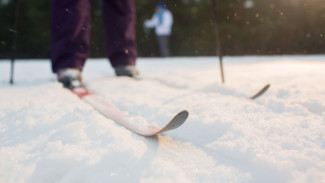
left=114, top=65, right=139, bottom=78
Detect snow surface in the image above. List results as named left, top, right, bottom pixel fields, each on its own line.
left=0, top=55, right=325, bottom=183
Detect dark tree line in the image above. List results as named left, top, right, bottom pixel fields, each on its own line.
left=0, top=0, right=324, bottom=58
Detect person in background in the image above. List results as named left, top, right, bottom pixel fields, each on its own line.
left=144, top=2, right=173, bottom=57
left=51, top=0, right=139, bottom=89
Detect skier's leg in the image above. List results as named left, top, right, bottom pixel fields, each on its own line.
left=157, top=35, right=170, bottom=57
left=102, top=0, right=137, bottom=68
left=51, top=0, right=91, bottom=73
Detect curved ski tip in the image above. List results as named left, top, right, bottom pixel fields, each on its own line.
left=159, top=110, right=189, bottom=133
left=178, top=110, right=189, bottom=120
left=261, top=84, right=271, bottom=92
left=249, top=84, right=271, bottom=100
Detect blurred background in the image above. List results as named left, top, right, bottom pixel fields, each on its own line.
left=0, top=0, right=324, bottom=59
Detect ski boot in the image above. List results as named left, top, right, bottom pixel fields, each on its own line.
left=114, top=65, right=139, bottom=78
left=57, top=68, right=82, bottom=89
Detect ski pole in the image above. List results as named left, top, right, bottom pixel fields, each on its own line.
left=210, top=0, right=225, bottom=84
left=10, top=0, right=20, bottom=84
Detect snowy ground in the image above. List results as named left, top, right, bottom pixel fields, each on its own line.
left=0, top=55, right=325, bottom=183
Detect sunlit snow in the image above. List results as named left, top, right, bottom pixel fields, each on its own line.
left=1, top=55, right=325, bottom=183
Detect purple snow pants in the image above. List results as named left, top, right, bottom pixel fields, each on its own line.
left=51, top=0, right=137, bottom=73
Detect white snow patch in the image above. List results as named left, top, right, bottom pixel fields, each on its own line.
left=1, top=55, right=325, bottom=182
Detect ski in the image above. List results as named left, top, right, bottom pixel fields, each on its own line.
left=142, top=77, right=271, bottom=100
left=138, top=77, right=270, bottom=100
left=68, top=86, right=189, bottom=136
left=249, top=84, right=270, bottom=100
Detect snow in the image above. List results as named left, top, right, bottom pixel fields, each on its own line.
left=1, top=55, right=325, bottom=183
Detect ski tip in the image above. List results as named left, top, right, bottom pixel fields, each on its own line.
left=249, top=84, right=271, bottom=100
left=158, top=110, right=189, bottom=134
left=179, top=110, right=189, bottom=119
left=173, top=110, right=189, bottom=125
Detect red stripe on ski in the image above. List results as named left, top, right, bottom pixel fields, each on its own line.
left=70, top=87, right=92, bottom=98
